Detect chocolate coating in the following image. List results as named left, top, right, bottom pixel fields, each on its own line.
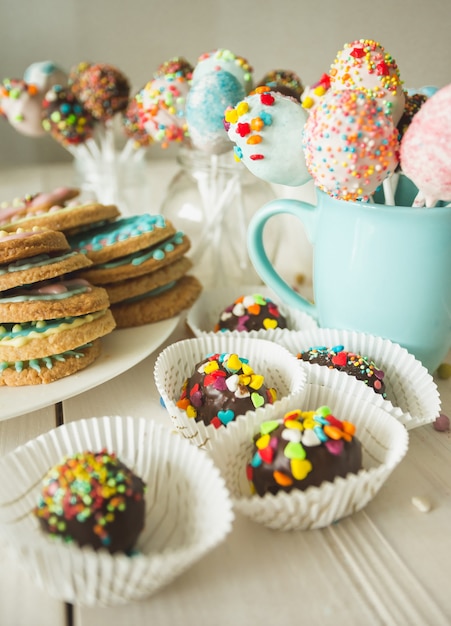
left=257, top=69, right=304, bottom=101
left=248, top=407, right=362, bottom=496
left=297, top=345, right=386, bottom=396
left=177, top=352, right=276, bottom=427
left=34, top=450, right=146, bottom=554
left=215, top=294, right=288, bottom=332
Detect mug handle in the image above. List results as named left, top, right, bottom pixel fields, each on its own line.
left=247, top=197, right=318, bottom=319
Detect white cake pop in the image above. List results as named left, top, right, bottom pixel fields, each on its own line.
left=225, top=86, right=311, bottom=186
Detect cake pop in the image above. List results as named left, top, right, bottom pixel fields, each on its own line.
left=23, top=61, right=68, bottom=93
left=69, top=62, right=130, bottom=121
left=192, top=48, right=253, bottom=94
left=0, top=78, right=46, bottom=137
left=302, top=89, right=399, bottom=202
left=41, top=85, right=96, bottom=149
left=256, top=69, right=304, bottom=101
left=136, top=71, right=190, bottom=148
left=186, top=70, right=245, bottom=155
left=155, top=56, right=193, bottom=81
left=400, top=83, right=451, bottom=207
left=329, top=39, right=406, bottom=125
left=225, top=86, right=311, bottom=186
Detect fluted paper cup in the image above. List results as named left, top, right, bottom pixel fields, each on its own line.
left=276, top=328, right=440, bottom=429
left=0, top=416, right=234, bottom=607
left=208, top=386, right=409, bottom=531
left=186, top=285, right=318, bottom=339
left=154, top=334, right=308, bottom=450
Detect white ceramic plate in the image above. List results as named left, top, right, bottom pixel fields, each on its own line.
left=0, top=316, right=179, bottom=422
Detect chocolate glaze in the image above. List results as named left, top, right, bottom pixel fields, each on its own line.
left=215, top=295, right=287, bottom=332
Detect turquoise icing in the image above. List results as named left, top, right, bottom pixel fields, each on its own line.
left=68, top=214, right=167, bottom=253
left=0, top=251, right=80, bottom=275
left=89, top=231, right=185, bottom=269
left=0, top=315, right=87, bottom=340
left=0, top=343, right=93, bottom=373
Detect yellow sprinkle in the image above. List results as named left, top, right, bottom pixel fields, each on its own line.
left=256, top=434, right=270, bottom=449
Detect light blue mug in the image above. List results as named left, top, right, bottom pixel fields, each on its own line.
left=247, top=176, right=451, bottom=373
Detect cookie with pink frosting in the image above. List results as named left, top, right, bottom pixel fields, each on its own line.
left=0, top=186, right=119, bottom=234
left=225, top=86, right=311, bottom=186
left=302, top=89, right=400, bottom=202
left=400, top=83, right=451, bottom=207
left=329, top=39, right=406, bottom=125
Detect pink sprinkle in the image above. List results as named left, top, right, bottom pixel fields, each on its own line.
left=433, top=414, right=450, bottom=432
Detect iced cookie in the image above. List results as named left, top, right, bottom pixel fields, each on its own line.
left=67, top=214, right=176, bottom=265
left=0, top=226, right=70, bottom=263
left=111, top=274, right=202, bottom=328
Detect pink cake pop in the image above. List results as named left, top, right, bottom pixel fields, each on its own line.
left=329, top=39, right=406, bottom=125
left=400, top=83, right=451, bottom=207
left=122, top=96, right=153, bottom=149
left=23, top=61, right=68, bottom=93
left=0, top=78, right=46, bottom=137
left=302, top=89, right=400, bottom=202
left=225, top=86, right=311, bottom=186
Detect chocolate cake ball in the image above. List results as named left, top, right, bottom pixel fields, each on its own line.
left=176, top=352, right=277, bottom=428
left=34, top=449, right=146, bottom=554
left=297, top=345, right=386, bottom=396
left=247, top=405, right=362, bottom=496
left=214, top=294, right=288, bottom=332
left=256, top=69, right=304, bottom=101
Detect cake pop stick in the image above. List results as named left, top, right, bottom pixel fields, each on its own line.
left=225, top=87, right=311, bottom=186
left=302, top=89, right=400, bottom=202
left=400, top=84, right=451, bottom=207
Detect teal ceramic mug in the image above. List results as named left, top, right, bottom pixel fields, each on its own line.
left=247, top=176, right=451, bottom=373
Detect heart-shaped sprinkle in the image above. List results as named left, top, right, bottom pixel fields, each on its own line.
left=235, top=386, right=250, bottom=398
left=284, top=441, right=306, bottom=460
left=284, top=419, right=303, bottom=431
left=243, top=295, right=256, bottom=307
left=323, top=425, right=343, bottom=440
left=211, top=416, right=222, bottom=429
left=314, top=425, right=328, bottom=442
left=190, top=391, right=203, bottom=408
left=250, top=451, right=262, bottom=467
left=291, top=458, right=312, bottom=481
left=260, top=420, right=280, bottom=435
left=259, top=446, right=274, bottom=463
left=204, top=360, right=219, bottom=374
left=220, top=311, right=232, bottom=321
left=227, top=354, right=242, bottom=372
left=256, top=434, right=270, bottom=449
left=251, top=392, right=265, bottom=408
left=213, top=377, right=227, bottom=391
left=273, top=470, right=293, bottom=487
left=254, top=294, right=267, bottom=305
left=281, top=427, right=301, bottom=443
left=218, top=409, right=235, bottom=425
left=247, top=303, right=261, bottom=316
left=186, top=405, right=197, bottom=418
left=284, top=410, right=302, bottom=422
left=232, top=303, right=245, bottom=317
left=249, top=374, right=264, bottom=390
left=241, top=362, right=254, bottom=376
left=225, top=374, right=239, bottom=392
left=203, top=374, right=215, bottom=386
left=331, top=351, right=348, bottom=367
left=263, top=318, right=277, bottom=330
left=325, top=439, right=344, bottom=455
left=301, top=428, right=322, bottom=447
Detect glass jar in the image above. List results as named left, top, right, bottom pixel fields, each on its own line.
left=73, top=149, right=152, bottom=216
left=160, top=147, right=279, bottom=288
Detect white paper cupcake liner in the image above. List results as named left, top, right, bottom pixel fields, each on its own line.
left=154, top=334, right=308, bottom=450
left=275, top=328, right=441, bottom=429
left=208, top=386, right=409, bottom=531
left=0, top=416, right=234, bottom=607
left=186, top=285, right=319, bottom=339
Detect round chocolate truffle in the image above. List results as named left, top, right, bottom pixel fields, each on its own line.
left=176, top=352, right=277, bottom=428
left=297, top=345, right=386, bottom=396
left=214, top=294, right=288, bottom=332
left=247, top=405, right=362, bottom=496
left=256, top=69, right=304, bottom=101
left=34, top=449, right=146, bottom=554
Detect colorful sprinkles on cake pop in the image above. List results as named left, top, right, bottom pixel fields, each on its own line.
left=214, top=293, right=288, bottom=332
left=42, top=85, right=95, bottom=146
left=177, top=352, right=277, bottom=428
left=297, top=345, right=386, bottom=396
left=34, top=449, right=145, bottom=548
left=247, top=405, right=357, bottom=490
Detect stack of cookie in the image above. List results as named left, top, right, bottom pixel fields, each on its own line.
left=67, top=213, right=202, bottom=328
left=0, top=226, right=116, bottom=386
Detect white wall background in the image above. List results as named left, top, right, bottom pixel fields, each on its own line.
left=0, top=0, right=450, bottom=168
